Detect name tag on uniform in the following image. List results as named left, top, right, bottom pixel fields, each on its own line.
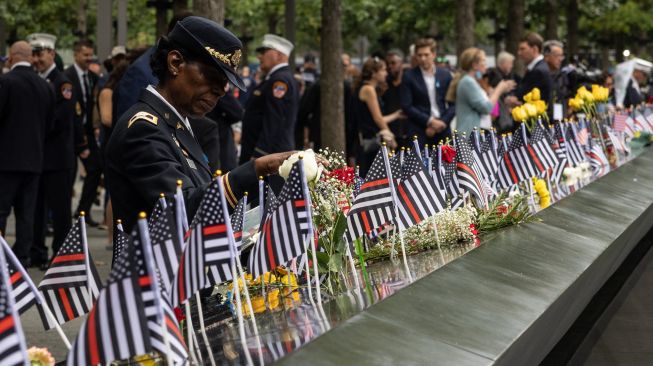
left=186, top=158, right=197, bottom=170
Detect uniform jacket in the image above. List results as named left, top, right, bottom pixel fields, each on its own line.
left=400, top=66, right=455, bottom=144
left=43, top=67, right=77, bottom=171
left=240, top=65, right=299, bottom=163
left=105, top=89, right=257, bottom=230
left=515, top=59, right=553, bottom=107
left=64, top=64, right=98, bottom=151
left=0, top=65, right=55, bottom=173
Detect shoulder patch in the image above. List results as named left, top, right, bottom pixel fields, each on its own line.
left=272, top=81, right=288, bottom=99
left=128, top=111, right=159, bottom=128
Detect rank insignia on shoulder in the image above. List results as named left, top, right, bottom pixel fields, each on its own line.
left=272, top=81, right=288, bottom=99
left=128, top=111, right=159, bottom=128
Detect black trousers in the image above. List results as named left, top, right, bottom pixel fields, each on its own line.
left=33, top=169, right=73, bottom=263
left=76, top=144, right=102, bottom=219
left=0, top=172, right=40, bottom=262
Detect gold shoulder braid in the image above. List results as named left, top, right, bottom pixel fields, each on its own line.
left=205, top=47, right=241, bottom=69
left=128, top=111, right=159, bottom=128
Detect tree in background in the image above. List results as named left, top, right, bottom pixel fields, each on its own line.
left=320, top=0, right=345, bottom=152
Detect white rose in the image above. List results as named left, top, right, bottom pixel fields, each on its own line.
left=563, top=167, right=579, bottom=186
left=278, top=149, right=321, bottom=183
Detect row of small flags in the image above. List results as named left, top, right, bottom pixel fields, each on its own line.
left=0, top=106, right=647, bottom=365
left=344, top=107, right=647, bottom=248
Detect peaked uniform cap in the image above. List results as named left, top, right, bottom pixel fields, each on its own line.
left=167, top=16, right=246, bottom=91
left=28, top=33, right=57, bottom=50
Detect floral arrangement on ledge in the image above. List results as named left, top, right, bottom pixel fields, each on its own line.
left=568, top=85, right=610, bottom=119
left=511, top=87, right=548, bottom=129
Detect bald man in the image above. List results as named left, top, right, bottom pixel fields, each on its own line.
left=0, top=41, right=55, bottom=267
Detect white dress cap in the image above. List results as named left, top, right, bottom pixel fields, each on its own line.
left=258, top=34, right=294, bottom=57
left=27, top=33, right=57, bottom=50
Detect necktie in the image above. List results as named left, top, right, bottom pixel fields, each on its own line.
left=83, top=73, right=91, bottom=103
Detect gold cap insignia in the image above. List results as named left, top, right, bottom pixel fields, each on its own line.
left=205, top=46, right=241, bottom=69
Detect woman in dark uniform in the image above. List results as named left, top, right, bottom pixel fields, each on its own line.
left=105, top=16, right=292, bottom=230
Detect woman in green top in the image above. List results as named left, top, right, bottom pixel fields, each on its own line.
left=447, top=47, right=515, bottom=134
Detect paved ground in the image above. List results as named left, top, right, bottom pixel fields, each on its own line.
left=3, top=181, right=113, bottom=362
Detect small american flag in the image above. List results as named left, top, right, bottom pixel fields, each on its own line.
left=133, top=219, right=189, bottom=365
left=0, top=247, right=28, bottom=366
left=396, top=149, right=446, bottom=231
left=472, top=136, right=499, bottom=184
left=575, top=121, right=589, bottom=146
left=0, top=237, right=36, bottom=315
left=66, top=228, right=151, bottom=366
left=565, top=123, right=586, bottom=166
left=454, top=132, right=488, bottom=208
left=231, top=195, right=247, bottom=251
left=249, top=161, right=311, bottom=278
left=613, top=113, right=629, bottom=132
left=172, top=176, right=234, bottom=307
left=634, top=111, right=653, bottom=133
left=344, top=149, right=395, bottom=246
left=528, top=124, right=560, bottom=173
left=497, top=128, right=537, bottom=189
left=587, top=141, right=610, bottom=177
left=37, top=217, right=101, bottom=330
left=148, top=197, right=182, bottom=294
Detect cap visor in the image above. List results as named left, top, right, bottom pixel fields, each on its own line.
left=216, top=62, right=246, bottom=91
left=255, top=46, right=271, bottom=53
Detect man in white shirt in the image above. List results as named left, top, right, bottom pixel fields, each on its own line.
left=507, top=32, right=553, bottom=111
left=64, top=40, right=102, bottom=226
left=400, top=38, right=455, bottom=145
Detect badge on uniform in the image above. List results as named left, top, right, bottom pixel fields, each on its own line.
left=75, top=102, right=82, bottom=116
left=186, top=158, right=197, bottom=170
left=176, top=122, right=184, bottom=130
left=253, top=90, right=262, bottom=96
left=61, top=83, right=73, bottom=100
left=272, top=81, right=288, bottom=99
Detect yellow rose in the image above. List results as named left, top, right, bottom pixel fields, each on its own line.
left=583, top=90, right=594, bottom=103
left=524, top=103, right=538, bottom=118
left=592, top=85, right=602, bottom=101
left=601, top=87, right=610, bottom=101
left=568, top=97, right=584, bottom=111
left=531, top=87, right=541, bottom=101
left=524, top=92, right=532, bottom=103
left=512, top=106, right=524, bottom=121
left=534, top=100, right=547, bottom=115
left=634, top=131, right=641, bottom=138
left=540, top=196, right=551, bottom=209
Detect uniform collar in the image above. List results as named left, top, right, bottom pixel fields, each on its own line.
left=40, top=63, right=57, bottom=79
left=10, top=61, right=32, bottom=70
left=265, top=63, right=289, bottom=80
left=146, top=85, right=194, bottom=136
left=139, top=88, right=210, bottom=174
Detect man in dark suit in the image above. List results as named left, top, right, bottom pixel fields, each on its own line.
left=0, top=41, right=55, bottom=266
left=240, top=34, right=299, bottom=164
left=400, top=38, right=454, bottom=145
left=29, top=34, right=80, bottom=267
left=64, top=40, right=101, bottom=226
left=507, top=32, right=553, bottom=112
